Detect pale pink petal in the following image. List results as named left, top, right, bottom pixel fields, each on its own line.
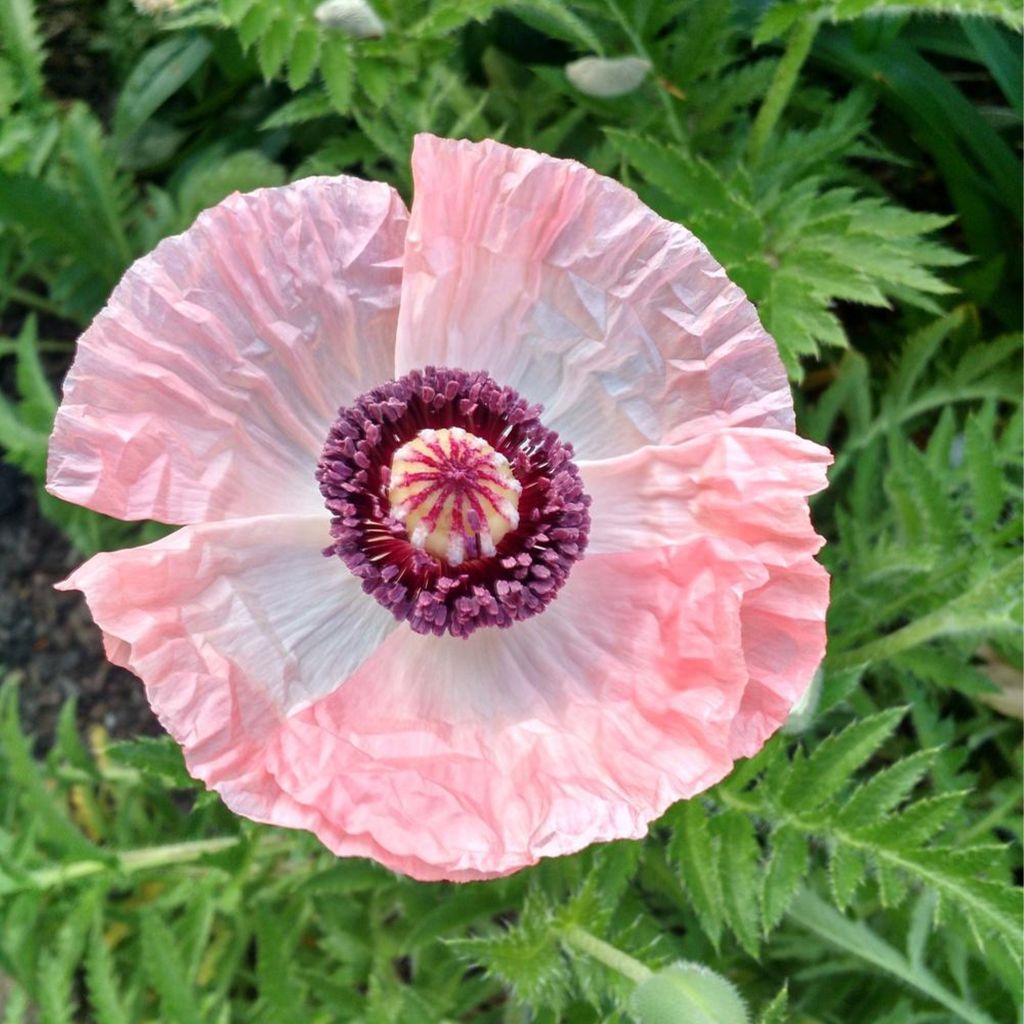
left=581, top=427, right=832, bottom=556
left=394, top=134, right=792, bottom=460
left=58, top=515, right=398, bottom=777
left=48, top=177, right=408, bottom=524
left=266, top=533, right=825, bottom=881
left=731, top=555, right=829, bottom=758
left=64, top=513, right=824, bottom=883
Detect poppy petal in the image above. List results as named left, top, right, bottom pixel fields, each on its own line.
left=395, top=134, right=791, bottom=461
left=48, top=177, right=407, bottom=524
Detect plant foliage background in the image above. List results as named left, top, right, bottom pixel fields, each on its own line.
left=0, top=0, right=1021, bottom=1021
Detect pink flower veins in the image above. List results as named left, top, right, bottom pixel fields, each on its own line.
left=46, top=135, right=831, bottom=881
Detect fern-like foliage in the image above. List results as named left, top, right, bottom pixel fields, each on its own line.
left=606, top=96, right=966, bottom=373
left=757, top=0, right=1024, bottom=43
left=817, top=310, right=1023, bottom=688
left=679, top=712, right=1020, bottom=960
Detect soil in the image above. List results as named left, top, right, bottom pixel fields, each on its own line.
left=0, top=464, right=160, bottom=747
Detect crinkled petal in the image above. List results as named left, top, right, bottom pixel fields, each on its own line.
left=731, top=556, right=830, bottom=759
left=48, top=177, right=408, bottom=524
left=265, top=533, right=826, bottom=881
left=58, top=514, right=398, bottom=756
left=394, top=134, right=792, bottom=460
left=581, top=427, right=832, bottom=556
left=64, top=517, right=825, bottom=883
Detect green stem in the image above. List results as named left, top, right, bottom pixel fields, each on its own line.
left=748, top=15, right=820, bottom=163
left=561, top=924, right=653, bottom=984
left=832, top=518, right=1020, bottom=653
left=0, top=284, right=68, bottom=319
left=829, top=614, right=949, bottom=672
left=603, top=0, right=685, bottom=144
left=27, top=836, right=242, bottom=889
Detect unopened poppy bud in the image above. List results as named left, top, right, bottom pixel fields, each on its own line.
left=132, top=0, right=176, bottom=13
left=565, top=55, right=651, bottom=98
left=314, top=0, right=384, bottom=38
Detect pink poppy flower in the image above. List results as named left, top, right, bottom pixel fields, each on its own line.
left=47, top=135, right=831, bottom=881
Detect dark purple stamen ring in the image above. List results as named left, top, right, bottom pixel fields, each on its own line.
left=317, top=367, right=591, bottom=638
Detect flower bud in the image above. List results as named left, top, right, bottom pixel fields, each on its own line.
left=314, top=0, right=384, bottom=38
left=631, top=963, right=750, bottom=1024
left=565, top=55, right=651, bottom=98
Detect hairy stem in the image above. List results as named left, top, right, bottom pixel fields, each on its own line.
left=28, top=836, right=242, bottom=889
left=0, top=283, right=68, bottom=319
left=561, top=924, right=653, bottom=984
left=603, top=0, right=685, bottom=144
left=748, top=15, right=819, bottom=162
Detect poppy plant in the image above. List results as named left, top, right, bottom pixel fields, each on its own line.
left=47, top=135, right=831, bottom=881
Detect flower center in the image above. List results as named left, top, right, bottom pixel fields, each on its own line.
left=388, top=427, right=522, bottom=565
left=317, top=367, right=590, bottom=638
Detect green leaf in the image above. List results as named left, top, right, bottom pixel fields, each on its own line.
left=757, top=985, right=788, bottom=1024
left=761, top=825, right=808, bottom=932
left=669, top=801, right=725, bottom=948
left=829, top=843, right=865, bottom=910
left=106, top=736, right=193, bottom=788
left=838, top=749, right=937, bottom=830
left=84, top=922, right=131, bottom=1024
left=0, top=0, right=45, bottom=99
left=287, top=25, right=321, bottom=90
left=449, top=892, right=570, bottom=1012
left=257, top=17, right=293, bottom=81
left=175, top=150, right=286, bottom=227
left=320, top=37, right=353, bottom=113
left=13, top=315, right=55, bottom=433
left=965, top=412, right=1005, bottom=533
left=255, top=905, right=306, bottom=1024
left=0, top=684, right=112, bottom=864
left=779, top=707, right=905, bottom=812
left=873, top=845, right=1021, bottom=954
left=715, top=812, right=762, bottom=956
left=631, top=963, right=751, bottom=1024
left=113, top=34, right=213, bottom=142
left=787, top=890, right=1001, bottom=1024
left=140, top=912, right=204, bottom=1024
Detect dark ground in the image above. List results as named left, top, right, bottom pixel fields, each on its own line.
left=0, top=464, right=160, bottom=745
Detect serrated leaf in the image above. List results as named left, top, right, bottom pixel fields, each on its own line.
left=829, top=843, right=865, bottom=910
left=320, top=37, right=353, bottom=112
left=965, top=413, right=1005, bottom=533
left=838, top=749, right=936, bottom=830
left=875, top=859, right=910, bottom=909
left=255, top=905, right=305, bottom=1024
left=106, top=736, right=192, bottom=787
left=779, top=707, right=905, bottom=812
left=13, top=315, right=55, bottom=433
left=257, top=17, right=293, bottom=81
left=857, top=791, right=966, bottom=847
left=451, top=892, right=569, bottom=1011
left=0, top=0, right=45, bottom=97
left=715, top=812, right=761, bottom=956
left=788, top=890, right=1000, bottom=1024
left=237, top=1, right=274, bottom=49
left=874, top=846, right=1021, bottom=954
left=84, top=923, right=131, bottom=1024
left=758, top=985, right=788, bottom=1024
left=0, top=685, right=111, bottom=863
left=221, top=0, right=257, bottom=23
left=670, top=801, right=724, bottom=948
left=287, top=25, right=320, bottom=90
left=761, top=825, right=808, bottom=932
left=140, top=912, right=203, bottom=1024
